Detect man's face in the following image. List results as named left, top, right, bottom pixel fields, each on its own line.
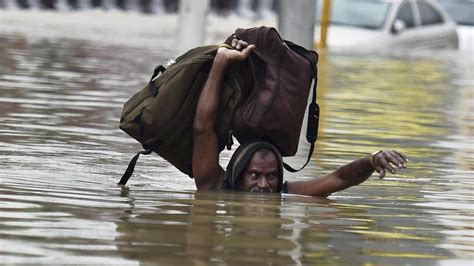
left=237, top=149, right=279, bottom=193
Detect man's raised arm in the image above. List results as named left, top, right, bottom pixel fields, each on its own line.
left=192, top=40, right=255, bottom=190
left=287, top=150, right=408, bottom=197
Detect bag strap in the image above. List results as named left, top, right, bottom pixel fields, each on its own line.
left=283, top=57, right=320, bottom=173
left=148, top=65, right=166, bottom=96
left=118, top=148, right=152, bottom=185
left=283, top=44, right=320, bottom=173
left=118, top=65, right=166, bottom=186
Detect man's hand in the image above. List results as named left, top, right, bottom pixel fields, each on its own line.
left=371, top=150, right=408, bottom=178
left=217, top=38, right=255, bottom=63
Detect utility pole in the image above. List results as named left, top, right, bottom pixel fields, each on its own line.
left=278, top=0, right=316, bottom=50
left=318, top=0, right=332, bottom=48
left=177, top=0, right=209, bottom=55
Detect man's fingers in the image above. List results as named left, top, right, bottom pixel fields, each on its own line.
left=372, top=150, right=408, bottom=179
left=385, top=150, right=408, bottom=169
left=375, top=166, right=382, bottom=173
left=375, top=166, right=386, bottom=179
left=377, top=156, right=396, bottom=174
left=219, top=40, right=255, bottom=62
left=236, top=40, right=248, bottom=51
left=239, top=40, right=249, bottom=48
left=379, top=168, right=386, bottom=179
left=240, top=44, right=255, bottom=59
left=394, top=150, right=408, bottom=163
left=386, top=151, right=406, bottom=169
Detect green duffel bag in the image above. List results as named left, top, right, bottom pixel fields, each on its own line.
left=118, top=45, right=247, bottom=185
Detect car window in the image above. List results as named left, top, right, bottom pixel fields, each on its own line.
left=417, top=1, right=444, bottom=25
left=315, top=0, right=391, bottom=29
left=396, top=2, right=415, bottom=28
left=437, top=0, right=474, bottom=26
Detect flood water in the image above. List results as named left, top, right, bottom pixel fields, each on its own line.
left=0, top=10, right=473, bottom=265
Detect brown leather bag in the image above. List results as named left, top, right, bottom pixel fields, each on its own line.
left=227, top=27, right=320, bottom=172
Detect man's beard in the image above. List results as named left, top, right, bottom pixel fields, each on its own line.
left=249, top=187, right=274, bottom=193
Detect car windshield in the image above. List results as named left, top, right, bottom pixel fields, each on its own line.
left=316, top=0, right=392, bottom=29
left=437, top=0, right=474, bottom=26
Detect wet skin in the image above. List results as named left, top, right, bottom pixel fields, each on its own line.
left=237, top=150, right=280, bottom=193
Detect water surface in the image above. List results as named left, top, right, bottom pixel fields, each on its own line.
left=0, top=11, right=473, bottom=265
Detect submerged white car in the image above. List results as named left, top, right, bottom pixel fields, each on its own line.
left=315, top=0, right=459, bottom=51
left=437, top=0, right=473, bottom=50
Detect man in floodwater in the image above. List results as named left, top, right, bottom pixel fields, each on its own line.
left=192, top=38, right=408, bottom=197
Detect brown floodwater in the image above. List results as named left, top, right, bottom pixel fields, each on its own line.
left=0, top=11, right=473, bottom=265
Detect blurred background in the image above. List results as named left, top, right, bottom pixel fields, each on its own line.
left=1, top=0, right=472, bottom=52
left=0, top=0, right=473, bottom=265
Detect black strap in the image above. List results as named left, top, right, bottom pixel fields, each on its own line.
left=283, top=141, right=315, bottom=173
left=118, top=65, right=165, bottom=186
left=118, top=148, right=152, bottom=185
left=148, top=65, right=166, bottom=97
left=283, top=69, right=320, bottom=173
left=307, top=83, right=320, bottom=144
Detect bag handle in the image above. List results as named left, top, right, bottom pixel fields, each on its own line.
left=283, top=63, right=320, bottom=173
left=284, top=40, right=320, bottom=171
left=148, top=65, right=166, bottom=96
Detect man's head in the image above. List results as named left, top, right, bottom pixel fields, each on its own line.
left=237, top=149, right=279, bottom=192
left=225, top=142, right=283, bottom=193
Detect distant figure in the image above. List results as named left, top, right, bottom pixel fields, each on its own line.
left=75, top=0, right=91, bottom=9
left=210, top=0, right=236, bottom=16
left=124, top=0, right=141, bottom=12
left=41, top=0, right=55, bottom=9
left=56, top=0, right=72, bottom=10
left=163, top=0, right=177, bottom=13
left=257, top=0, right=275, bottom=19
left=0, top=0, right=172, bottom=12
left=15, top=0, right=28, bottom=8
left=236, top=0, right=257, bottom=19
left=102, top=0, right=119, bottom=10
left=192, top=37, right=409, bottom=197
left=29, top=0, right=43, bottom=9
left=90, top=0, right=101, bottom=8
left=146, top=0, right=164, bottom=14
left=3, top=0, right=20, bottom=9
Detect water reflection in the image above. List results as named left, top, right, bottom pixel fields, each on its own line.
left=117, top=192, right=293, bottom=264
left=114, top=190, right=339, bottom=264
left=0, top=28, right=473, bottom=264
left=110, top=188, right=455, bottom=265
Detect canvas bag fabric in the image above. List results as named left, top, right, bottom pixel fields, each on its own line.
left=119, top=45, right=246, bottom=183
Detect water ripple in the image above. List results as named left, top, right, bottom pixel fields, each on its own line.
left=0, top=23, right=473, bottom=265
